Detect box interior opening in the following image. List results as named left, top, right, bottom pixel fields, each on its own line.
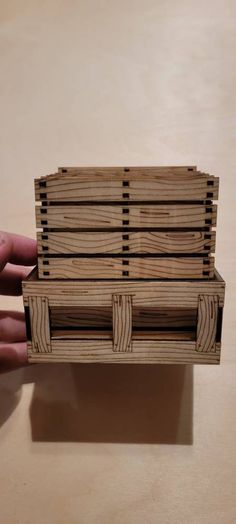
left=49, top=306, right=198, bottom=341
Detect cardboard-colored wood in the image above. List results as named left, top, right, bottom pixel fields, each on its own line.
left=23, top=269, right=225, bottom=364
left=50, top=306, right=197, bottom=328
left=58, top=166, right=198, bottom=174
left=196, top=294, right=219, bottom=352
left=50, top=329, right=196, bottom=341
left=28, top=296, right=51, bottom=353
left=112, top=294, right=132, bottom=352
left=38, top=255, right=215, bottom=279
left=36, top=203, right=217, bottom=229
left=26, top=340, right=221, bottom=364
left=37, top=231, right=216, bottom=255
left=23, top=269, right=225, bottom=308
left=35, top=166, right=219, bottom=202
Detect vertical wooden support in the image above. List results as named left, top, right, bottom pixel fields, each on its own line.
left=112, top=294, right=132, bottom=352
left=29, top=296, right=51, bottom=353
left=196, top=294, right=219, bottom=352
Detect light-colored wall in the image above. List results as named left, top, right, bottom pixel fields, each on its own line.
left=0, top=2, right=235, bottom=523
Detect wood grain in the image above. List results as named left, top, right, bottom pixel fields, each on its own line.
left=23, top=273, right=225, bottom=308
left=35, top=174, right=219, bottom=201
left=23, top=270, right=225, bottom=364
left=26, top=160, right=224, bottom=366
left=27, top=340, right=221, bottom=364
left=37, top=231, right=216, bottom=254
left=35, top=204, right=217, bottom=229
left=50, top=306, right=197, bottom=328
left=112, top=294, right=132, bottom=352
left=28, top=296, right=51, bottom=353
left=196, top=294, right=219, bottom=352
left=57, top=166, right=198, bottom=174
left=50, top=329, right=196, bottom=341
left=35, top=166, right=219, bottom=203
left=37, top=256, right=214, bottom=279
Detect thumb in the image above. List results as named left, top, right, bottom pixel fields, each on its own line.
left=0, top=232, right=13, bottom=272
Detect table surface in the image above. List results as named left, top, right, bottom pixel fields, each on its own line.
left=0, top=2, right=235, bottom=523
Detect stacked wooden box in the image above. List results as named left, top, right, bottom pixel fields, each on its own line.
left=22, top=166, right=225, bottom=364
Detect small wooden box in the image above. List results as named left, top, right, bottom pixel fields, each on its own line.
left=22, top=166, right=225, bottom=364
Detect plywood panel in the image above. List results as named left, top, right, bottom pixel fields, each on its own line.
left=37, top=231, right=216, bottom=254
left=27, top=340, right=221, bottom=364
left=38, top=256, right=214, bottom=279
left=35, top=167, right=219, bottom=201
left=22, top=274, right=226, bottom=308
left=36, top=204, right=217, bottom=229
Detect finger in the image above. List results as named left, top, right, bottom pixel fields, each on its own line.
left=0, top=231, right=37, bottom=271
left=0, top=311, right=26, bottom=342
left=0, top=341, right=28, bottom=373
left=0, top=264, right=33, bottom=295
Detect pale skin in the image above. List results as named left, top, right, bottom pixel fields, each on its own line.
left=0, top=232, right=37, bottom=373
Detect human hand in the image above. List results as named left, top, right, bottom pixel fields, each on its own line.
left=0, top=232, right=37, bottom=373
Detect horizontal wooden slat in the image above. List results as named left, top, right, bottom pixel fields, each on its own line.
left=50, top=329, right=196, bottom=341
left=35, top=204, right=217, bottom=229
left=27, top=340, right=221, bottom=364
left=38, top=256, right=214, bottom=279
left=58, top=166, right=198, bottom=175
left=37, top=231, right=216, bottom=254
left=23, top=272, right=225, bottom=308
left=50, top=306, right=197, bottom=328
left=35, top=170, right=219, bottom=201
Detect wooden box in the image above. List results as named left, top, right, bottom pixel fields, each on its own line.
left=22, top=166, right=225, bottom=364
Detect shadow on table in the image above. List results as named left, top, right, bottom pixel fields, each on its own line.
left=0, top=368, right=23, bottom=428
left=28, top=363, right=193, bottom=444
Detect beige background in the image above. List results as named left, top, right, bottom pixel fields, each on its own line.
left=0, top=1, right=235, bottom=523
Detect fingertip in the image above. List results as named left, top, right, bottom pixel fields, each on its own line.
left=0, top=342, right=28, bottom=373
left=0, top=232, right=37, bottom=267
left=0, top=232, right=12, bottom=271
left=10, top=233, right=38, bottom=266
left=14, top=342, right=28, bottom=364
